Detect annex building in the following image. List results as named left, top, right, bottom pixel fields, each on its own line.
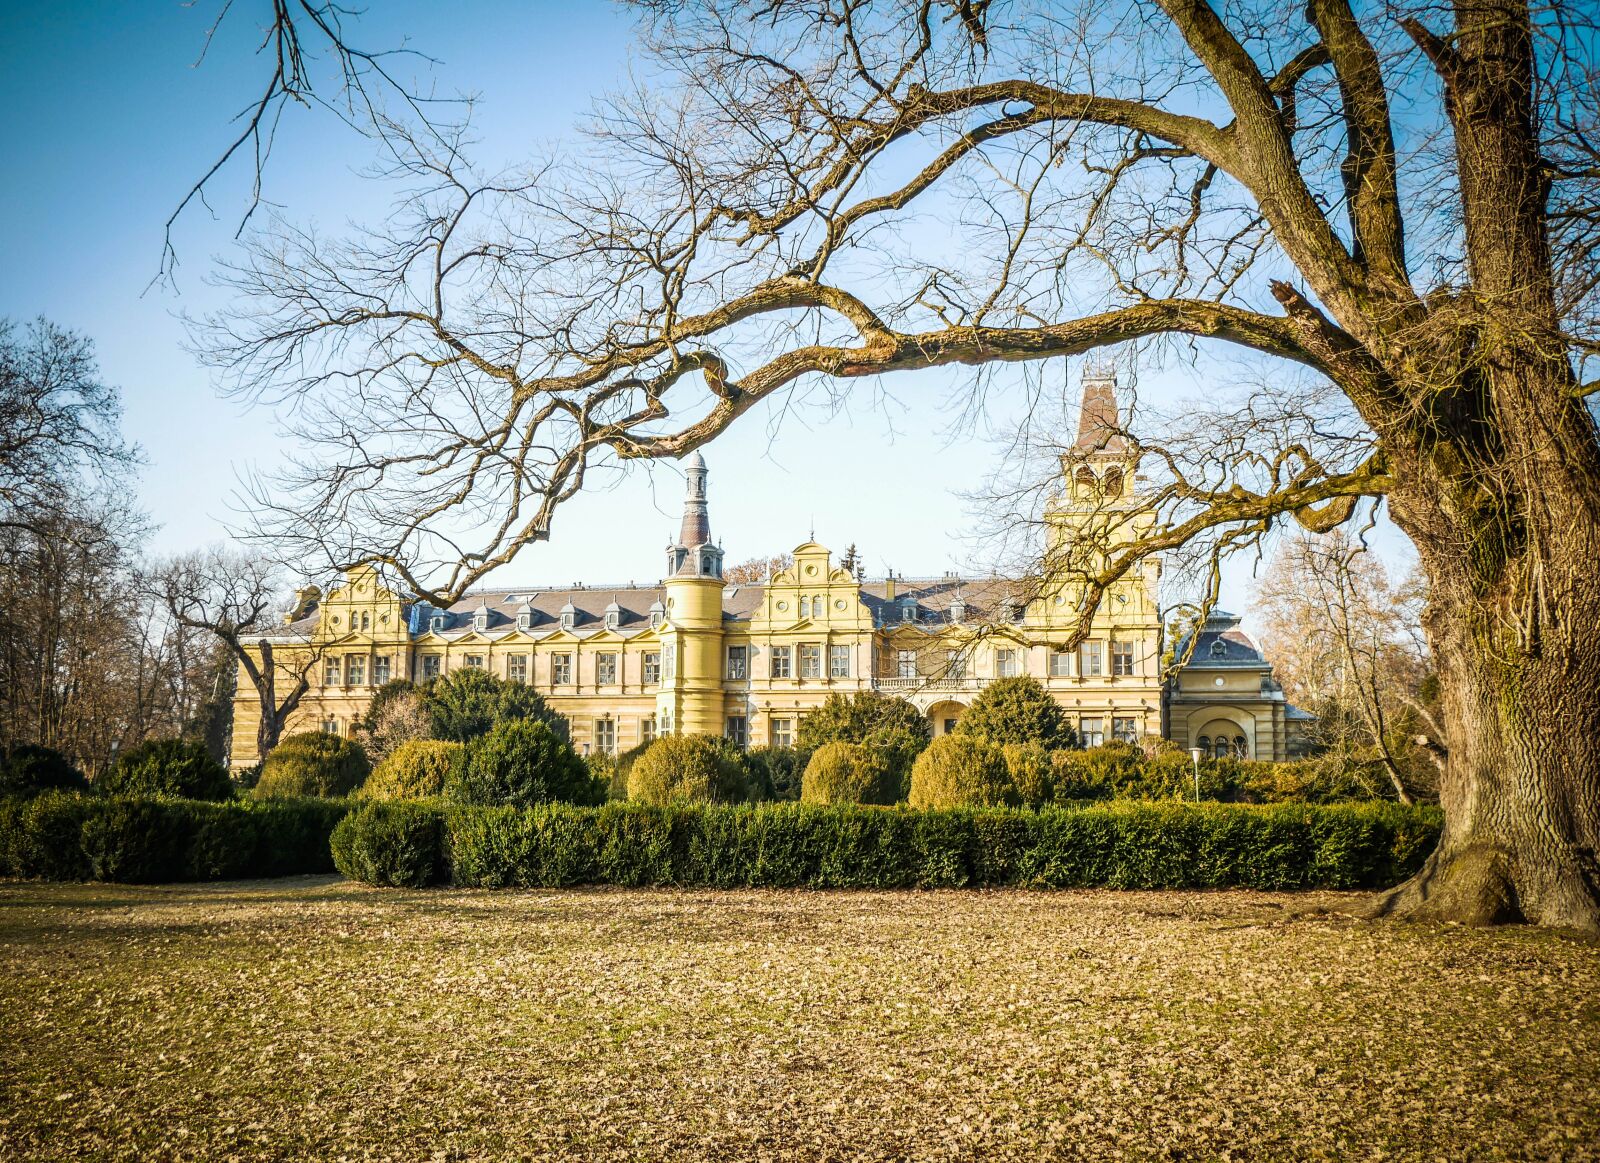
left=230, top=369, right=1309, bottom=767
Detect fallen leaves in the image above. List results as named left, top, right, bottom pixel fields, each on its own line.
left=0, top=878, right=1595, bottom=1161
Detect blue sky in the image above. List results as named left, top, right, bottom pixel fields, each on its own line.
left=0, top=2, right=1410, bottom=620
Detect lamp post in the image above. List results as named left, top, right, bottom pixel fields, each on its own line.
left=1188, top=747, right=1204, bottom=803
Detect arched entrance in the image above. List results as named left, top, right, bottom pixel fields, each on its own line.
left=926, top=700, right=967, bottom=738
left=1193, top=716, right=1251, bottom=758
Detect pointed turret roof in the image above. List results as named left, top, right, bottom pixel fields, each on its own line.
left=677, top=451, right=712, bottom=548
left=1075, top=362, right=1127, bottom=454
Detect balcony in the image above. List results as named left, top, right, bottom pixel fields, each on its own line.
left=874, top=675, right=982, bottom=694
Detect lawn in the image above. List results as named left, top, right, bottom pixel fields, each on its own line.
left=1, top=879, right=1596, bottom=1161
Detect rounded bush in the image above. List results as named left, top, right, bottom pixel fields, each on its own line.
left=447, top=720, right=599, bottom=807
left=99, top=738, right=232, bottom=801
left=1001, top=742, right=1053, bottom=807
left=254, top=733, right=370, bottom=799
left=330, top=801, right=445, bottom=887
left=422, top=667, right=566, bottom=742
left=0, top=744, right=88, bottom=797
left=362, top=740, right=464, bottom=801
left=801, top=742, right=891, bottom=806
left=908, top=735, right=1011, bottom=809
left=955, top=676, right=1076, bottom=750
left=626, top=734, right=746, bottom=805
left=796, top=691, right=930, bottom=794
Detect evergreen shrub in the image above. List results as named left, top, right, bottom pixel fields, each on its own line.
left=99, top=738, right=233, bottom=802
left=331, top=800, right=1443, bottom=892
left=956, top=676, right=1077, bottom=750
left=740, top=746, right=810, bottom=801
left=796, top=691, right=930, bottom=796
left=0, top=745, right=88, bottom=797
left=0, top=793, right=350, bottom=882
left=1001, top=743, right=1053, bottom=807
left=626, top=734, right=746, bottom=805
left=254, top=733, right=371, bottom=799
left=447, top=720, right=600, bottom=807
left=800, top=742, right=892, bottom=806
left=422, top=668, right=566, bottom=742
left=362, top=740, right=464, bottom=800
left=908, top=735, right=1011, bottom=809
left=329, top=801, right=445, bottom=887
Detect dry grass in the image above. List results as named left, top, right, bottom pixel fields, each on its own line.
left=1, top=878, right=1597, bottom=1161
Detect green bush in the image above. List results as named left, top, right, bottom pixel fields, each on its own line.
left=626, top=734, right=746, bottom=805
left=740, top=746, right=809, bottom=801
left=422, top=667, right=566, bottom=742
left=447, top=719, right=600, bottom=807
left=362, top=740, right=463, bottom=800
left=99, top=738, right=233, bottom=802
left=908, top=735, right=1011, bottom=809
left=0, top=745, right=88, bottom=797
left=254, top=733, right=371, bottom=799
left=330, top=800, right=1443, bottom=892
left=330, top=801, right=445, bottom=887
left=796, top=691, right=930, bottom=796
left=0, top=793, right=351, bottom=882
left=801, top=742, right=893, bottom=806
left=956, top=676, right=1077, bottom=750
left=1001, top=743, right=1053, bottom=807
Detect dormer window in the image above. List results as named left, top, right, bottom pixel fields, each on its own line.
left=648, top=602, right=665, bottom=629
left=900, top=599, right=916, bottom=623
left=1209, top=639, right=1227, bottom=658
left=473, top=609, right=489, bottom=632
left=429, top=614, right=446, bottom=633
left=517, top=611, right=532, bottom=631
left=560, top=604, right=576, bottom=631
left=604, top=603, right=620, bottom=631
left=950, top=598, right=966, bottom=623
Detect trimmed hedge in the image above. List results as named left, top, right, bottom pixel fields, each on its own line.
left=0, top=792, right=351, bottom=882
left=332, top=800, right=1442, bottom=892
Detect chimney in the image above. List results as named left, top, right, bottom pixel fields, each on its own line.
left=884, top=570, right=896, bottom=601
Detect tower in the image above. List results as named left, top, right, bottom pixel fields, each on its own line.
left=1042, top=361, right=1156, bottom=612
left=661, top=451, right=727, bottom=736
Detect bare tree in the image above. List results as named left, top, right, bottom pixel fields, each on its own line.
left=200, top=1, right=1600, bottom=929
left=1253, top=530, right=1435, bottom=803
left=148, top=549, right=324, bottom=760
left=724, top=553, right=795, bottom=584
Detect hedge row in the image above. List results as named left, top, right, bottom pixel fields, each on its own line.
left=0, top=793, right=353, bottom=883
left=332, top=800, right=1442, bottom=892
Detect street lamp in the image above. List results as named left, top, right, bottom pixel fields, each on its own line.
left=1188, top=747, right=1205, bottom=803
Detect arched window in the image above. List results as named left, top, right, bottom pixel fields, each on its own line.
left=604, top=604, right=620, bottom=631
left=798, top=597, right=809, bottom=619
left=560, top=605, right=575, bottom=631
left=429, top=614, right=446, bottom=633
left=1213, top=737, right=1230, bottom=759
left=1103, top=466, right=1124, bottom=498
left=360, top=611, right=371, bottom=630
left=1075, top=466, right=1098, bottom=495
left=1197, top=735, right=1211, bottom=754
left=1209, top=639, right=1228, bottom=658
left=1233, top=735, right=1248, bottom=758
left=517, top=611, right=532, bottom=631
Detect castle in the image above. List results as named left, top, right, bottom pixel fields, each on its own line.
left=229, top=368, right=1309, bottom=767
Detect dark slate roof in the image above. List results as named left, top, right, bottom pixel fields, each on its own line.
left=1180, top=611, right=1269, bottom=668
left=425, top=585, right=668, bottom=635
left=857, top=577, right=1027, bottom=626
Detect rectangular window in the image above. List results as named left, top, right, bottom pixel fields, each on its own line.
left=662, top=648, right=676, bottom=680
left=1049, top=650, right=1072, bottom=678
left=1080, top=641, right=1104, bottom=677
left=507, top=654, right=528, bottom=684
left=1112, top=716, right=1139, bottom=744
left=345, top=654, right=366, bottom=685
left=597, top=652, right=618, bottom=685
left=996, top=648, right=1018, bottom=678
left=829, top=644, right=849, bottom=679
left=643, top=652, right=661, bottom=685
left=771, top=646, right=792, bottom=679
left=1080, top=716, right=1105, bottom=748
left=553, top=653, right=573, bottom=685
left=420, top=654, right=440, bottom=680
left=1112, top=641, right=1135, bottom=677
left=799, top=643, right=822, bottom=679
left=321, top=717, right=338, bottom=735
left=372, top=655, right=391, bottom=685
left=594, top=719, right=616, bottom=755
left=771, top=717, right=792, bottom=748
left=464, top=654, right=484, bottom=669
left=324, top=656, right=342, bottom=686
left=945, top=649, right=967, bottom=680
left=726, top=716, right=748, bottom=749
left=897, top=649, right=917, bottom=679
left=726, top=645, right=748, bottom=680
left=641, top=715, right=657, bottom=745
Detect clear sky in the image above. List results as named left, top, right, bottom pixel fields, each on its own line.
left=0, top=2, right=1411, bottom=624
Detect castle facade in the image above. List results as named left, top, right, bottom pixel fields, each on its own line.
left=229, top=370, right=1307, bottom=767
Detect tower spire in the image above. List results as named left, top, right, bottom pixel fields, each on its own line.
left=1074, top=360, right=1127, bottom=455
left=667, top=451, right=722, bottom=579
